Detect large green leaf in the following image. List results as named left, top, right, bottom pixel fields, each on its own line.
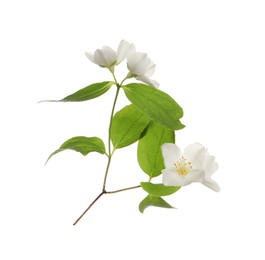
left=137, top=121, right=175, bottom=178
left=139, top=194, right=174, bottom=213
left=111, top=104, right=150, bottom=149
left=123, top=83, right=185, bottom=130
left=43, top=81, right=114, bottom=102
left=46, top=136, right=106, bottom=164
left=141, top=182, right=181, bottom=197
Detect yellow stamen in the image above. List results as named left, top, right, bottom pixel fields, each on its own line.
left=174, top=156, right=192, bottom=176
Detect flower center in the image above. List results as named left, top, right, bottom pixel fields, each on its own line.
left=174, top=156, right=192, bottom=176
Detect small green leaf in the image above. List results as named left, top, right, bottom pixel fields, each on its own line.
left=42, top=82, right=114, bottom=102
left=139, top=194, right=174, bottom=213
left=123, top=83, right=185, bottom=130
left=137, top=121, right=175, bottom=178
left=111, top=104, right=150, bottom=149
left=46, top=136, right=106, bottom=164
left=62, top=81, right=114, bottom=101
left=141, top=182, right=181, bottom=197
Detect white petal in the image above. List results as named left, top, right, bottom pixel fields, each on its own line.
left=162, top=169, right=183, bottom=186
left=136, top=75, right=159, bottom=88
left=93, top=47, right=116, bottom=67
left=116, top=40, right=135, bottom=64
left=127, top=52, right=149, bottom=75
left=162, top=169, right=204, bottom=187
left=203, top=154, right=218, bottom=178
left=145, top=62, right=156, bottom=77
left=85, top=52, right=95, bottom=63
left=201, top=150, right=220, bottom=191
left=184, top=142, right=206, bottom=169
left=101, top=46, right=117, bottom=66
left=93, top=49, right=108, bottom=67
left=134, top=57, right=152, bottom=75
left=202, top=178, right=220, bottom=192
left=161, top=143, right=181, bottom=169
left=150, top=79, right=160, bottom=88
left=184, top=169, right=204, bottom=184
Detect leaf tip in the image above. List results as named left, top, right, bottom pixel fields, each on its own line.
left=37, top=100, right=58, bottom=103
left=44, top=154, right=53, bottom=166
left=138, top=204, right=145, bottom=214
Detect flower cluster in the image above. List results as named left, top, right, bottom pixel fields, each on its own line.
left=85, top=40, right=159, bottom=88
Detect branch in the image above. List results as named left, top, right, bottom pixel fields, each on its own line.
left=73, top=191, right=105, bottom=225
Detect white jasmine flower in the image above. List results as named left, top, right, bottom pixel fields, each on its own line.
left=161, top=143, right=220, bottom=192
left=85, top=40, right=135, bottom=72
left=127, top=52, right=159, bottom=88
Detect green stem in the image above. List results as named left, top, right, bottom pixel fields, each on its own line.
left=103, top=85, right=120, bottom=190
left=106, top=185, right=141, bottom=194
left=111, top=71, right=119, bottom=86
left=120, top=76, right=128, bottom=87
left=107, top=85, right=120, bottom=156
left=103, top=156, right=112, bottom=191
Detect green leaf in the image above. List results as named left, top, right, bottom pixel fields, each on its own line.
left=62, top=81, right=114, bottom=101
left=139, top=194, right=174, bottom=213
left=137, top=121, right=175, bottom=178
left=111, top=104, right=150, bottom=149
left=141, top=182, right=181, bottom=197
left=42, top=82, right=114, bottom=102
left=46, top=136, right=106, bottom=164
left=123, top=83, right=185, bottom=130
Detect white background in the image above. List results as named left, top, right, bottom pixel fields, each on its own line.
left=1, top=0, right=265, bottom=259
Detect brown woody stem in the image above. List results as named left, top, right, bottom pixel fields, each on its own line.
left=73, top=185, right=141, bottom=225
